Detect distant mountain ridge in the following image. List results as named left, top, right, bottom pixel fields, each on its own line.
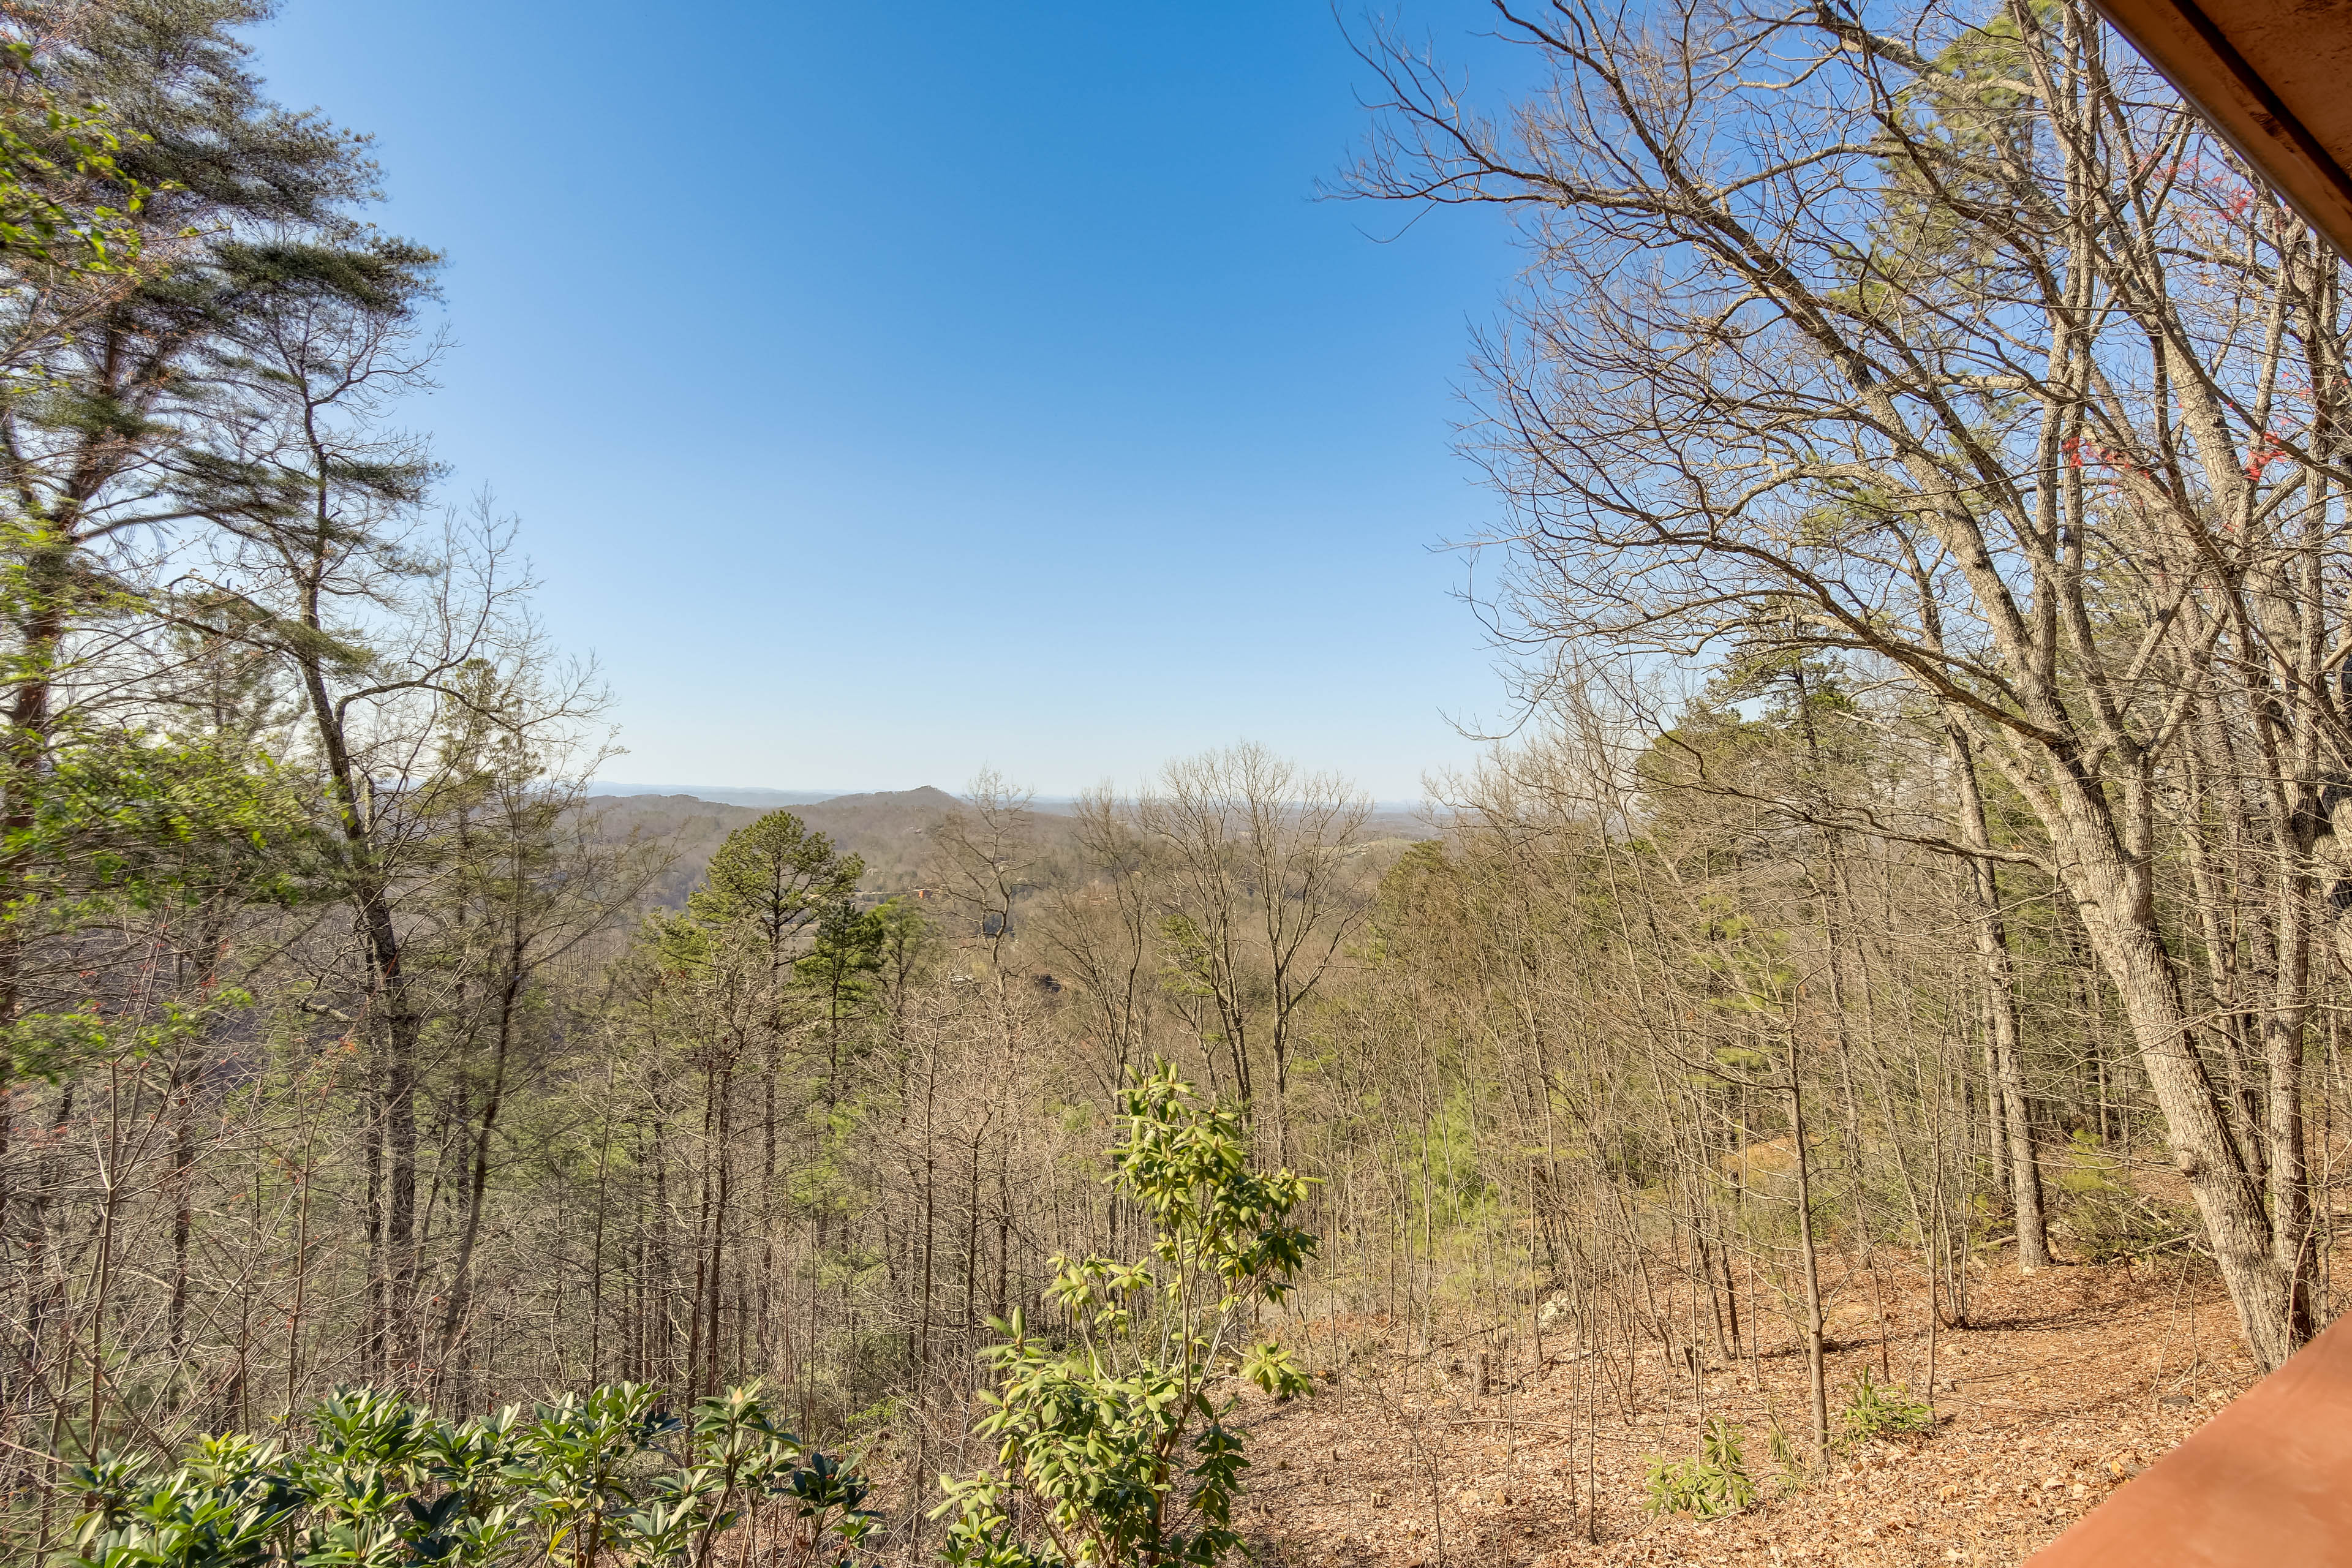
left=585, top=785, right=991, bottom=909
left=791, top=785, right=962, bottom=813
left=586, top=783, right=1442, bottom=911
left=592, top=781, right=1434, bottom=820
left=593, top=781, right=1091, bottom=813
left=587, top=782, right=855, bottom=809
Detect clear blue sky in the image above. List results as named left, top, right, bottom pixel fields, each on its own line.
left=247, top=1, right=1523, bottom=802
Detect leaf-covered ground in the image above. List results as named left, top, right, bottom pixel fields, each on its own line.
left=1231, top=1259, right=2264, bottom=1567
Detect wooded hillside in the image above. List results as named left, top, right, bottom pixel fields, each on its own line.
left=0, top=1, right=2347, bottom=1566
left=587, top=787, right=977, bottom=908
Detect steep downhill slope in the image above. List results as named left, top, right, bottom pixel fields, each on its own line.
left=1229, top=1260, right=2264, bottom=1568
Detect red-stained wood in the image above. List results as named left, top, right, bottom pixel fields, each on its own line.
left=2030, top=1313, right=2352, bottom=1566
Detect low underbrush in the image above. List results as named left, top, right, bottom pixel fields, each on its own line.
left=67, top=1382, right=873, bottom=1568
left=1641, top=1419, right=1758, bottom=1520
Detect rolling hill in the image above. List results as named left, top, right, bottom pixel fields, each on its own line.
left=587, top=785, right=986, bottom=909
left=586, top=786, right=1441, bottom=912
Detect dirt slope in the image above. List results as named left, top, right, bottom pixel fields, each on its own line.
left=1231, top=1261, right=2268, bottom=1567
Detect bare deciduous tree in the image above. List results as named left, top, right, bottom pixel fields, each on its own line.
left=1347, top=0, right=2348, bottom=1369
left=1139, top=743, right=1372, bottom=1161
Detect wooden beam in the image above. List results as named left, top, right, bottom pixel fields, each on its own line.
left=2089, top=0, right=2352, bottom=257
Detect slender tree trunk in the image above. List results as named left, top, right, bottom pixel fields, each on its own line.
left=1947, top=729, right=2048, bottom=1267
left=2267, top=801, right=2319, bottom=1342
left=439, top=933, right=526, bottom=1365
left=709, top=1065, right=733, bottom=1392
left=169, top=1057, right=195, bottom=1357
left=1788, top=1038, right=1828, bottom=1461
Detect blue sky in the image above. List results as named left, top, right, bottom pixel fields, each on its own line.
left=247, top=1, right=1524, bottom=802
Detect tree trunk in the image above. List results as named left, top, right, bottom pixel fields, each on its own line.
left=1947, top=729, right=2049, bottom=1267
left=2060, top=814, right=2299, bottom=1369
left=1788, top=1036, right=1828, bottom=1461
left=439, top=933, right=526, bottom=1369
left=2266, top=820, right=2317, bottom=1342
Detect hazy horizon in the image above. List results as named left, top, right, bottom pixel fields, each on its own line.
left=584, top=778, right=1444, bottom=814
left=244, top=1, right=1521, bottom=802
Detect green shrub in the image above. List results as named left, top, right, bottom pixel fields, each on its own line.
left=67, top=1381, right=874, bottom=1568
left=1642, top=1419, right=1757, bottom=1519
left=1765, top=1420, right=1807, bottom=1490
left=933, top=1061, right=1317, bottom=1568
left=1837, top=1369, right=1933, bottom=1447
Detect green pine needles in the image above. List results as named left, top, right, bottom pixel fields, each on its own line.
left=934, top=1062, right=1317, bottom=1568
